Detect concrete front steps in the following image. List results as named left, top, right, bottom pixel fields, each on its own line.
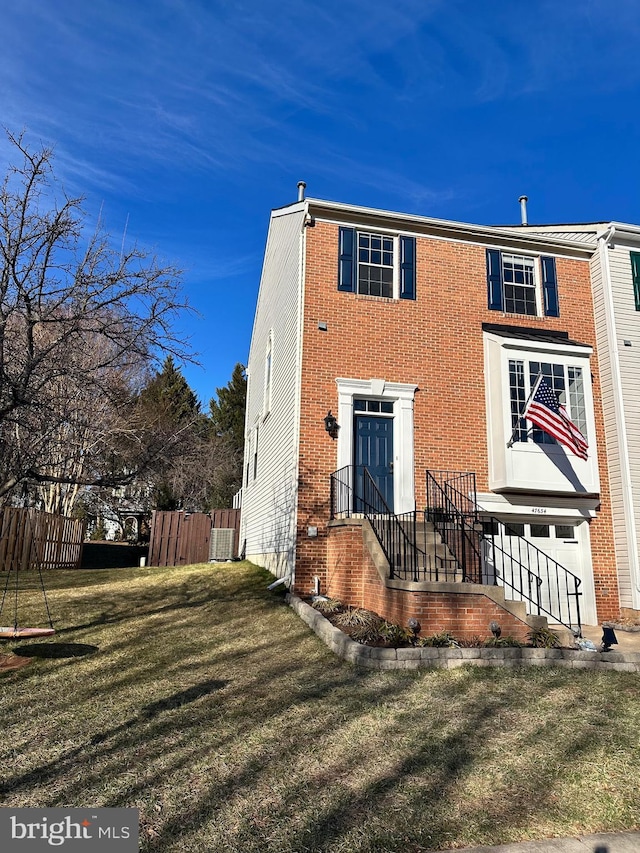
left=394, top=518, right=477, bottom=581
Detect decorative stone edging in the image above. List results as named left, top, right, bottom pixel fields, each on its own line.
left=286, top=594, right=640, bottom=672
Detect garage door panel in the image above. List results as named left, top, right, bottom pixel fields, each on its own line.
left=483, top=519, right=583, bottom=626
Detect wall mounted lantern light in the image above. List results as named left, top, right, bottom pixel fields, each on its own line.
left=324, top=410, right=339, bottom=439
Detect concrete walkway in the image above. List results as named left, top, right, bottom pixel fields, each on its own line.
left=580, top=625, right=640, bottom=654
left=434, top=830, right=640, bottom=852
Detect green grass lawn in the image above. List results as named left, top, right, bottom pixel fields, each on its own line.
left=1, top=561, right=640, bottom=852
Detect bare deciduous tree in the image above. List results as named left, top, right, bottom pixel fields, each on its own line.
left=0, top=131, right=193, bottom=506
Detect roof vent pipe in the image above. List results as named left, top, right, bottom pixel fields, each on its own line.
left=297, top=181, right=307, bottom=202
left=518, top=195, right=529, bottom=226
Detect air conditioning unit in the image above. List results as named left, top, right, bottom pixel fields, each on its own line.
left=209, top=528, right=235, bottom=561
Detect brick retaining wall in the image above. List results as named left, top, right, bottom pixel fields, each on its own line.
left=326, top=519, right=535, bottom=643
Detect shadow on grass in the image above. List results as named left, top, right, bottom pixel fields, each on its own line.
left=52, top=564, right=282, bottom=637
left=0, top=676, right=230, bottom=791
left=12, top=643, right=99, bottom=658
left=3, top=562, right=640, bottom=852
left=140, top=679, right=229, bottom=719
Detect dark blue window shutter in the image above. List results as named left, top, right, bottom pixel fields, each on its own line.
left=486, top=249, right=503, bottom=311
left=541, top=256, right=559, bottom=317
left=399, top=236, right=416, bottom=300
left=338, top=227, right=356, bottom=292
left=630, top=252, right=640, bottom=311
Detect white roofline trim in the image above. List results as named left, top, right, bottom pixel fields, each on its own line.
left=303, top=197, right=595, bottom=257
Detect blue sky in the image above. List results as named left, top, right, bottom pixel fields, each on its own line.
left=3, top=0, right=640, bottom=405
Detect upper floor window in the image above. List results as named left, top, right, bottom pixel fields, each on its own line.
left=487, top=249, right=559, bottom=317
left=338, top=227, right=416, bottom=300
left=358, top=233, right=394, bottom=297
left=502, top=254, right=536, bottom=315
left=630, top=251, right=640, bottom=311
left=263, top=333, right=272, bottom=417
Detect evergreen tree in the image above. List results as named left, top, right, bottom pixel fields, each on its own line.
left=209, top=363, right=247, bottom=455
left=137, top=357, right=204, bottom=510
left=139, top=355, right=201, bottom=424
left=208, top=363, right=247, bottom=507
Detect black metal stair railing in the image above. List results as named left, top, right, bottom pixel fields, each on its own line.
left=481, top=519, right=582, bottom=633
left=425, top=470, right=582, bottom=634
left=330, top=465, right=583, bottom=633
left=330, top=465, right=425, bottom=581
left=425, top=470, right=483, bottom=583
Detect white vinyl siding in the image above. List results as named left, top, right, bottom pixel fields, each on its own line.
left=240, top=207, right=306, bottom=578
left=605, top=244, right=640, bottom=607
left=535, top=223, right=640, bottom=612
left=589, top=248, right=632, bottom=605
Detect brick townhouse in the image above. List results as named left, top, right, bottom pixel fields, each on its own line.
left=239, top=185, right=621, bottom=640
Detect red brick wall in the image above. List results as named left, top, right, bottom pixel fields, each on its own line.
left=326, top=522, right=533, bottom=642
left=295, top=220, right=619, bottom=622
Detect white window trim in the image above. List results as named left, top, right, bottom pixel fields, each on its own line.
left=501, top=252, right=542, bottom=316
left=497, top=338, right=595, bottom=457
left=336, top=378, right=417, bottom=513
left=356, top=232, right=402, bottom=300
left=483, top=330, right=599, bottom=494
left=263, top=331, right=273, bottom=420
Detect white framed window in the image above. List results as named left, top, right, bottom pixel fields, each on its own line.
left=338, top=228, right=416, bottom=300
left=502, top=254, right=538, bottom=315
left=357, top=232, right=395, bottom=297
left=487, top=249, right=559, bottom=317
left=263, top=332, right=273, bottom=418
left=509, top=359, right=587, bottom=446
left=253, top=424, right=259, bottom=481
left=483, top=326, right=599, bottom=493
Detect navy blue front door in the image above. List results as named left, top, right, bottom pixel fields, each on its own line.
left=354, top=415, right=394, bottom=511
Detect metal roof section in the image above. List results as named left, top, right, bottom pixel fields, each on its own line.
left=501, top=221, right=640, bottom=246
left=482, top=322, right=591, bottom=349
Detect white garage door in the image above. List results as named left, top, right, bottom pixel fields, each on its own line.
left=482, top=519, right=584, bottom=628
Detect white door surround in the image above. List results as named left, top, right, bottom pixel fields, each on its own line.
left=336, top=378, right=418, bottom=514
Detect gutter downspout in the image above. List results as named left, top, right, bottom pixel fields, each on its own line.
left=598, top=226, right=640, bottom=602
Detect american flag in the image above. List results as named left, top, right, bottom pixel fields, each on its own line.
left=524, top=375, right=589, bottom=460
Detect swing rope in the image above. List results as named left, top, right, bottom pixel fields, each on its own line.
left=0, top=561, right=55, bottom=635
left=0, top=566, right=13, bottom=629
left=36, top=561, right=55, bottom=631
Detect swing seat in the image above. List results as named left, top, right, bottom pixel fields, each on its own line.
left=0, top=626, right=56, bottom=639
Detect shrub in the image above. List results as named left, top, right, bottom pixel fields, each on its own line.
left=457, top=635, right=483, bottom=648
left=528, top=627, right=561, bottom=648
left=311, top=597, right=344, bottom=615
left=334, top=607, right=384, bottom=629
left=378, top=621, right=414, bottom=647
left=350, top=623, right=386, bottom=644
left=418, top=631, right=459, bottom=648
left=483, top=636, right=524, bottom=648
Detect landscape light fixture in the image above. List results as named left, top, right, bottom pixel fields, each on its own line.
left=407, top=617, right=421, bottom=639
left=324, top=410, right=339, bottom=439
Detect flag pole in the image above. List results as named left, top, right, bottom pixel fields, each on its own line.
left=506, top=373, right=543, bottom=448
